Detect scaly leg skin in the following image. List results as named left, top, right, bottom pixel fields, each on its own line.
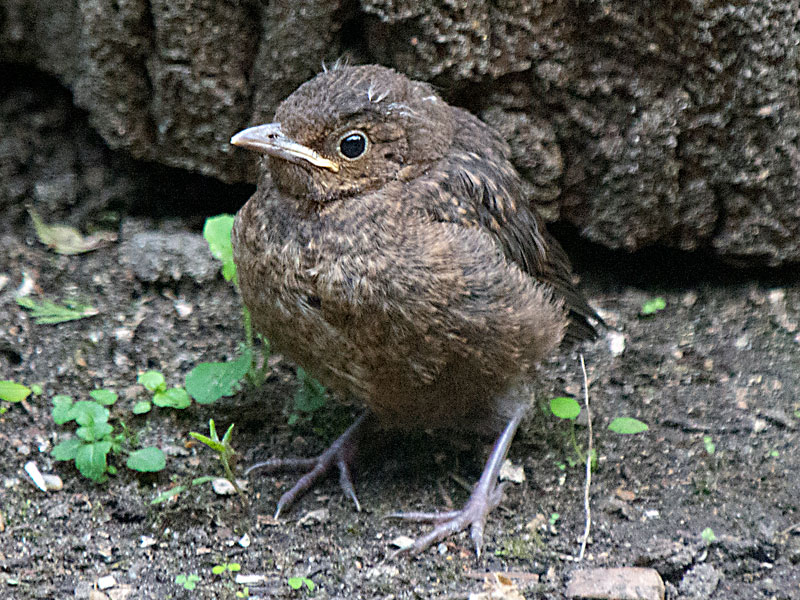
left=245, top=412, right=370, bottom=518
left=388, top=404, right=528, bottom=557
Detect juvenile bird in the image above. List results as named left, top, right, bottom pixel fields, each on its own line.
left=230, top=64, right=599, bottom=555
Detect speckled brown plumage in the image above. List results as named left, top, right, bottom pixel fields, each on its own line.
left=230, top=64, right=599, bottom=555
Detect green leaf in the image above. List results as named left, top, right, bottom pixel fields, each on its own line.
left=74, top=441, right=112, bottom=482
left=69, top=401, right=110, bottom=426
left=212, top=565, right=225, bottom=575
left=640, top=297, right=666, bottom=316
left=549, top=397, right=581, bottom=420
left=701, top=527, right=717, bottom=543
left=132, top=400, right=152, bottom=415
left=153, top=387, right=192, bottom=409
left=127, top=447, right=166, bottom=472
left=608, top=417, right=649, bottom=434
left=76, top=422, right=114, bottom=442
left=17, top=296, right=98, bottom=324
left=203, top=215, right=237, bottom=282
left=294, top=367, right=327, bottom=413
left=221, top=423, right=235, bottom=445
left=185, top=349, right=252, bottom=404
left=89, top=389, right=118, bottom=406
left=0, top=380, right=31, bottom=403
left=137, top=371, right=166, bottom=392
left=287, top=577, right=303, bottom=590
left=175, top=574, right=200, bottom=590
left=52, top=395, right=75, bottom=424
left=189, top=431, right=225, bottom=453
left=152, top=484, right=188, bottom=504
left=51, top=438, right=83, bottom=461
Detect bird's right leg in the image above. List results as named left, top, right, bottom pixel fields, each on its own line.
left=245, top=412, right=371, bottom=517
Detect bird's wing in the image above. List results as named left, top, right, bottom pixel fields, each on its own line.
left=416, top=108, right=600, bottom=341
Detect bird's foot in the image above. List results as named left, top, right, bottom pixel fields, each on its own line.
left=388, top=480, right=510, bottom=556
left=245, top=413, right=369, bottom=517
left=387, top=403, right=529, bottom=557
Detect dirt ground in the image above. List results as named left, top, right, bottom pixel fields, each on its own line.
left=1, top=74, right=800, bottom=600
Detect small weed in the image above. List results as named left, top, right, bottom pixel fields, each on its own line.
left=289, top=367, right=328, bottom=426
left=0, top=380, right=32, bottom=403
left=212, top=562, right=241, bottom=577
left=701, top=527, right=717, bottom=544
left=549, top=512, right=560, bottom=526
left=549, top=397, right=647, bottom=467
left=137, top=371, right=191, bottom=412
left=151, top=475, right=216, bottom=504
left=287, top=576, right=315, bottom=593
left=175, top=574, right=200, bottom=590
left=191, top=215, right=328, bottom=422
left=190, top=419, right=244, bottom=500
left=640, top=296, right=666, bottom=316
left=51, top=391, right=165, bottom=482
left=548, top=397, right=593, bottom=467
left=767, top=449, right=779, bottom=459
left=703, top=435, right=716, bottom=455
left=17, top=296, right=98, bottom=324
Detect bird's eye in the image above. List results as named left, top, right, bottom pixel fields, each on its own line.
left=338, top=131, right=368, bottom=160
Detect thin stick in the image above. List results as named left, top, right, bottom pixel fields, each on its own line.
left=578, top=353, right=592, bottom=561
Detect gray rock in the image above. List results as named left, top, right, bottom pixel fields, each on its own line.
left=3, top=0, right=799, bottom=264
left=678, top=563, right=721, bottom=599
left=119, top=231, right=218, bottom=284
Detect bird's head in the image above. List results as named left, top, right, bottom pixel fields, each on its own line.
left=231, top=64, right=454, bottom=204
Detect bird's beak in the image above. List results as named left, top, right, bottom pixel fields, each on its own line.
left=230, top=123, right=340, bottom=173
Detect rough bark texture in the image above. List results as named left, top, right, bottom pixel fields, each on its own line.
left=1, top=0, right=799, bottom=264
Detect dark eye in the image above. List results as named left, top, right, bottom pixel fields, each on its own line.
left=338, top=131, right=368, bottom=160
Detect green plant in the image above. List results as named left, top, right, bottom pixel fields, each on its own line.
left=289, top=367, right=328, bottom=425
left=136, top=371, right=191, bottom=413
left=151, top=475, right=216, bottom=505
left=287, top=576, right=315, bottom=593
left=182, top=216, right=270, bottom=406
left=703, top=435, right=716, bottom=455
left=549, top=512, right=560, bottom=526
left=701, top=527, right=717, bottom=544
left=549, top=397, right=593, bottom=467
left=549, top=397, right=648, bottom=467
left=212, top=562, right=241, bottom=577
left=640, top=296, right=666, bottom=316
left=190, top=420, right=243, bottom=499
left=175, top=574, right=200, bottom=590
left=0, top=380, right=32, bottom=403
left=51, top=391, right=166, bottom=482
left=17, top=296, right=98, bottom=324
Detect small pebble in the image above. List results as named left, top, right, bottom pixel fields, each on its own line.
left=390, top=535, right=415, bottom=550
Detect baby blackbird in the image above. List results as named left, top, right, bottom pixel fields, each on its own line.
left=231, top=64, right=599, bottom=555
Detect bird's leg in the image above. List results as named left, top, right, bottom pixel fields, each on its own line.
left=388, top=403, right=528, bottom=556
left=245, top=412, right=371, bottom=517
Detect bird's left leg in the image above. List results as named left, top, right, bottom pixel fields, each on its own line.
left=246, top=412, right=371, bottom=517
left=388, top=403, right=527, bottom=556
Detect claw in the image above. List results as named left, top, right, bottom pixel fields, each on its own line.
left=388, top=404, right=528, bottom=556
left=247, top=413, right=370, bottom=515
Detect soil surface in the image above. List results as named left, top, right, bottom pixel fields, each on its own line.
left=1, top=72, right=799, bottom=600
left=2, top=211, right=799, bottom=600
